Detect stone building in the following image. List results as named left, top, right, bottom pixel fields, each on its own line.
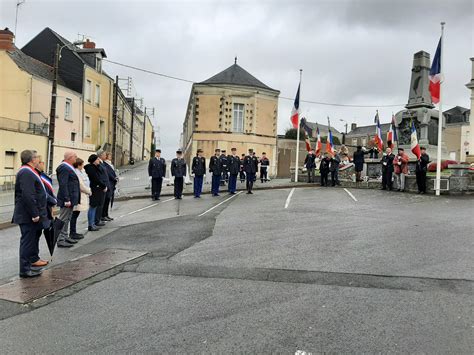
left=444, top=106, right=471, bottom=161
left=181, top=60, right=279, bottom=175
left=345, top=122, right=390, bottom=148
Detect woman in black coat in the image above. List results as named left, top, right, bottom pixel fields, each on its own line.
left=352, top=146, right=367, bottom=182
left=84, top=155, right=107, bottom=231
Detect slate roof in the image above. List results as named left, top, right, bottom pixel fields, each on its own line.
left=444, top=106, right=470, bottom=124
left=347, top=123, right=391, bottom=136
left=199, top=63, right=279, bottom=93
left=304, top=121, right=341, bottom=135
left=8, top=46, right=66, bottom=85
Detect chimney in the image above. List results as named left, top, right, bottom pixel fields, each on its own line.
left=0, top=27, right=14, bottom=51
left=83, top=39, right=96, bottom=49
left=351, top=123, right=357, bottom=131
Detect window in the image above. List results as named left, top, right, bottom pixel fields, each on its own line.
left=232, top=103, right=244, bottom=133
left=95, top=84, right=101, bottom=107
left=71, top=132, right=76, bottom=142
left=99, top=119, right=105, bottom=144
left=84, top=116, right=91, bottom=137
left=85, top=80, right=92, bottom=102
left=352, top=138, right=358, bottom=146
left=361, top=137, right=367, bottom=147
left=65, top=98, right=72, bottom=121
left=96, top=57, right=102, bottom=72
left=4, top=151, right=16, bottom=170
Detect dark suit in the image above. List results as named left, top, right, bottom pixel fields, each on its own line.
left=171, top=158, right=186, bottom=198
left=416, top=153, right=430, bottom=193
left=259, top=157, right=270, bottom=183
left=319, top=157, right=330, bottom=186
left=219, top=154, right=228, bottom=186
left=227, top=155, right=240, bottom=193
left=304, top=153, right=316, bottom=182
left=12, top=165, right=48, bottom=274
left=209, top=155, right=222, bottom=195
left=56, top=162, right=80, bottom=241
left=148, top=156, right=166, bottom=200
left=381, top=153, right=395, bottom=190
left=192, top=156, right=206, bottom=197
left=102, top=162, right=117, bottom=218
left=243, top=155, right=259, bottom=192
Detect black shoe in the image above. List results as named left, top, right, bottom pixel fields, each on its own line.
left=88, top=225, right=100, bottom=231
left=65, top=237, right=78, bottom=244
left=20, top=270, right=42, bottom=278
left=96, top=221, right=106, bottom=226
left=381, top=188, right=386, bottom=190
left=70, top=233, right=84, bottom=240
left=57, top=240, right=74, bottom=248
left=104, top=216, right=114, bottom=221
left=247, top=191, right=253, bottom=194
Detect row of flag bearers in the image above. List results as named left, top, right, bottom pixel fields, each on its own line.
left=148, top=148, right=269, bottom=200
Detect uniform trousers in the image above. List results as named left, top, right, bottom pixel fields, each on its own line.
left=416, top=171, right=427, bottom=193
left=193, top=175, right=203, bottom=197
left=151, top=177, right=163, bottom=199
left=174, top=177, right=184, bottom=198
left=260, top=167, right=268, bottom=183
left=211, top=175, right=220, bottom=195
left=228, top=174, right=237, bottom=193
left=246, top=173, right=256, bottom=192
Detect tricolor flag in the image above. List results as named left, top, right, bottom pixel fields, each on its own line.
left=411, top=121, right=421, bottom=159
left=374, top=111, right=383, bottom=152
left=326, top=129, right=334, bottom=155
left=387, top=114, right=398, bottom=149
left=429, top=38, right=442, bottom=104
left=290, top=84, right=300, bottom=129
left=304, top=131, right=312, bottom=152
left=315, top=126, right=322, bottom=156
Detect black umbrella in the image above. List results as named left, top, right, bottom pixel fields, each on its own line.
left=43, top=218, right=64, bottom=259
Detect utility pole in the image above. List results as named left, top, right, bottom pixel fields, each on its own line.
left=142, top=107, right=155, bottom=159
left=111, top=75, right=119, bottom=165
left=47, top=43, right=60, bottom=175
left=129, top=97, right=135, bottom=164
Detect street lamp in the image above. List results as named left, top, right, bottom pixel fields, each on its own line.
left=339, top=118, right=348, bottom=144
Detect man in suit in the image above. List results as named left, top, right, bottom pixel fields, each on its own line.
left=416, top=147, right=430, bottom=194
left=259, top=152, right=270, bottom=183
left=243, top=148, right=259, bottom=194
left=227, top=148, right=240, bottom=194
left=304, top=150, right=316, bottom=183
left=330, top=151, right=341, bottom=186
left=209, top=148, right=222, bottom=196
left=171, top=150, right=186, bottom=199
left=56, top=150, right=81, bottom=248
left=101, top=151, right=118, bottom=220
left=192, top=149, right=206, bottom=198
left=381, top=147, right=395, bottom=190
left=12, top=150, right=47, bottom=278
left=148, top=149, right=166, bottom=200
left=319, top=153, right=331, bottom=187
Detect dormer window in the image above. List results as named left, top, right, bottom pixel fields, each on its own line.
left=96, top=57, right=102, bottom=73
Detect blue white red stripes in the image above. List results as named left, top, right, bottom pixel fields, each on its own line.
left=429, top=38, right=442, bottom=104
left=410, top=121, right=421, bottom=159
left=387, top=114, right=398, bottom=149
left=374, top=111, right=383, bottom=151
left=290, top=84, right=300, bottom=129
left=315, top=126, right=322, bottom=156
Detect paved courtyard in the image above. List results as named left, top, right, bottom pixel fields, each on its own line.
left=0, top=187, right=473, bottom=353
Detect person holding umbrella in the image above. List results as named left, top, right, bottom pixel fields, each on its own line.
left=84, top=154, right=107, bottom=231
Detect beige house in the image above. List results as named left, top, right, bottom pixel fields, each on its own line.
left=466, top=57, right=474, bottom=163
left=181, top=61, right=279, bottom=175
left=444, top=106, right=471, bottom=162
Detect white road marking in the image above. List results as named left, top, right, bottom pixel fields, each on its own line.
left=118, top=197, right=175, bottom=218
left=343, top=188, right=358, bottom=202
left=198, top=191, right=243, bottom=217
left=284, top=188, right=296, bottom=209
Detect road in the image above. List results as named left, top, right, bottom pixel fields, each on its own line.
left=0, top=187, right=473, bottom=353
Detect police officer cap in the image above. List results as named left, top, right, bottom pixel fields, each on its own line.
left=221, top=150, right=226, bottom=153
left=248, top=148, right=254, bottom=153
left=155, top=149, right=161, bottom=153
left=176, top=150, right=182, bottom=154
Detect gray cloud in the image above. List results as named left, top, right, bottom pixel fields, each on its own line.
left=1, top=0, right=472, bottom=158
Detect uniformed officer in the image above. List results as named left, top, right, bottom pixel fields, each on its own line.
left=171, top=150, right=186, bottom=199
left=227, top=148, right=240, bottom=194
left=192, top=149, right=206, bottom=198
left=209, top=148, right=222, bottom=196
left=259, top=152, right=270, bottom=183
left=239, top=153, right=246, bottom=183
left=219, top=149, right=228, bottom=186
left=148, top=149, right=166, bottom=200
left=243, top=148, right=259, bottom=194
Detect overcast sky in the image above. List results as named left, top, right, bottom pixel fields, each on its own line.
left=1, top=0, right=473, bottom=159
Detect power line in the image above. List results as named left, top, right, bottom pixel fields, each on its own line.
left=103, top=59, right=405, bottom=109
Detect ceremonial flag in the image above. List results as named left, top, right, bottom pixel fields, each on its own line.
left=374, top=111, right=383, bottom=151
left=387, top=114, right=398, bottom=149
left=290, top=84, right=300, bottom=129
left=300, top=117, right=312, bottom=137
left=315, top=126, right=322, bottom=156
left=304, top=131, right=312, bottom=152
left=326, top=129, right=334, bottom=155
left=429, top=38, right=442, bottom=104
left=411, top=121, right=421, bottom=159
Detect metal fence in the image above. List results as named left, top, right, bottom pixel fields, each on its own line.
left=0, top=116, right=49, bottom=135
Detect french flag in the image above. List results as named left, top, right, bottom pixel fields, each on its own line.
left=304, top=131, right=312, bottom=152
left=326, top=129, right=334, bottom=155
left=387, top=114, right=398, bottom=149
left=290, top=84, right=300, bottom=129
left=315, top=126, right=322, bottom=156
left=429, top=38, right=441, bottom=104
left=374, top=112, right=383, bottom=152
left=411, top=121, right=421, bottom=159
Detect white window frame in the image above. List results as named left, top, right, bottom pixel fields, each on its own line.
left=232, top=103, right=244, bottom=133
left=85, top=80, right=92, bottom=102
left=96, top=57, right=102, bottom=73
left=65, top=98, right=72, bottom=121
left=95, top=84, right=101, bottom=107
left=84, top=116, right=91, bottom=137
left=352, top=138, right=358, bottom=146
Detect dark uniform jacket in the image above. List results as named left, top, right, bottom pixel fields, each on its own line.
left=329, top=154, right=341, bottom=172
left=12, top=166, right=48, bottom=225
left=260, top=157, right=270, bottom=169
left=56, top=162, right=80, bottom=207
left=209, top=155, right=222, bottom=176
left=148, top=157, right=166, bottom=178
left=219, top=154, right=228, bottom=172
left=192, top=156, right=206, bottom=176
left=319, top=158, right=330, bottom=173
left=304, top=154, right=316, bottom=169
left=416, top=153, right=430, bottom=172
left=171, top=158, right=187, bottom=178
left=352, top=150, right=366, bottom=172
left=243, top=155, right=259, bottom=174
left=381, top=153, right=395, bottom=172
left=84, top=164, right=107, bottom=207
left=227, top=155, right=241, bottom=175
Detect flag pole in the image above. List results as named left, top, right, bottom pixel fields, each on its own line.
left=294, top=69, right=302, bottom=183
left=435, top=22, right=445, bottom=196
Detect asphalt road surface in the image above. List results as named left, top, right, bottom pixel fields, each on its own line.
left=0, top=187, right=473, bottom=353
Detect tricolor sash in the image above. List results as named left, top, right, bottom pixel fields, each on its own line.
left=17, top=165, right=47, bottom=194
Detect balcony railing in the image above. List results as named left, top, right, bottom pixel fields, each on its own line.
left=0, top=116, right=49, bottom=136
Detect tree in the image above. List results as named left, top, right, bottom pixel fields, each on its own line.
left=284, top=128, right=305, bottom=140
